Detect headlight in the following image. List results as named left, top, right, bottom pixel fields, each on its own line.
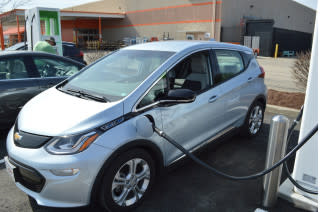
left=46, top=131, right=99, bottom=155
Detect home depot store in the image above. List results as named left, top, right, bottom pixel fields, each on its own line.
left=0, top=9, right=125, bottom=49
left=0, top=0, right=315, bottom=55
left=0, top=0, right=221, bottom=49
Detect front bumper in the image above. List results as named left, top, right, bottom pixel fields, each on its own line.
left=6, top=128, right=114, bottom=208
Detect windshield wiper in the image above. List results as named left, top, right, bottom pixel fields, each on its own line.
left=66, top=88, right=109, bottom=103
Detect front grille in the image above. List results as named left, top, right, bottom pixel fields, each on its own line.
left=13, top=124, right=52, bottom=148
left=9, top=157, right=45, bottom=193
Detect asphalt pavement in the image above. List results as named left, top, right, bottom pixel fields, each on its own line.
left=0, top=112, right=308, bottom=212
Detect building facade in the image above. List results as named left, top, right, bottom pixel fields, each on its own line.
left=0, top=0, right=316, bottom=56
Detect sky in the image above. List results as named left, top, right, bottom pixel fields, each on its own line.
left=293, top=0, right=317, bottom=10
left=2, top=0, right=99, bottom=12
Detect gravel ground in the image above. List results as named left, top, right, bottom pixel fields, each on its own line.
left=257, top=57, right=305, bottom=93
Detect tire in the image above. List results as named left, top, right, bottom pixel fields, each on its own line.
left=99, top=148, right=156, bottom=212
left=241, top=101, right=265, bottom=137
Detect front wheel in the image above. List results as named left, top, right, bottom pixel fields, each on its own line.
left=99, top=148, right=155, bottom=212
left=241, top=102, right=264, bottom=137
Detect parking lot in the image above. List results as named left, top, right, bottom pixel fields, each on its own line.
left=257, top=57, right=304, bottom=93
left=0, top=111, right=307, bottom=212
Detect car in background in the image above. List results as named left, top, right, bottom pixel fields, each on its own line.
left=0, top=51, right=85, bottom=129
left=6, top=42, right=86, bottom=64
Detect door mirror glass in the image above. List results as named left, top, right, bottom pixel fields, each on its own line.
left=160, top=89, right=196, bottom=104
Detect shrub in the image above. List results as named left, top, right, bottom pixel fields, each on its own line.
left=292, top=51, right=311, bottom=88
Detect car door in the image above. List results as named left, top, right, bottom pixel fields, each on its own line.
left=137, top=50, right=226, bottom=165
left=32, top=56, right=83, bottom=91
left=0, top=55, right=41, bottom=128
left=212, top=49, right=255, bottom=128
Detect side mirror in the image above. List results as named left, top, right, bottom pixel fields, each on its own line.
left=160, top=89, right=196, bottom=104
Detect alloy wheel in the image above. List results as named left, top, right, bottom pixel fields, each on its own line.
left=111, top=158, right=150, bottom=207
left=248, top=105, right=263, bottom=135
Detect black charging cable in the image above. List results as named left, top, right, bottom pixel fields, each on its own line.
left=153, top=118, right=318, bottom=181
left=283, top=106, right=318, bottom=194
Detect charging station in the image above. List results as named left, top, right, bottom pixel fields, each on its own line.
left=25, top=7, right=63, bottom=56
left=278, top=2, right=318, bottom=210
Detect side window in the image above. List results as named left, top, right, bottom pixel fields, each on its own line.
left=33, top=57, right=81, bottom=77
left=214, top=50, right=244, bottom=83
left=0, top=57, right=29, bottom=80
left=137, top=76, right=167, bottom=109
left=168, top=50, right=212, bottom=92
left=137, top=50, right=212, bottom=109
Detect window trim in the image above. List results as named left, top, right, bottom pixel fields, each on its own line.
left=133, top=48, right=214, bottom=112
left=211, top=49, right=247, bottom=86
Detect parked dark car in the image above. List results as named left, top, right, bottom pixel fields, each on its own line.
left=0, top=51, right=85, bottom=129
left=6, top=42, right=86, bottom=64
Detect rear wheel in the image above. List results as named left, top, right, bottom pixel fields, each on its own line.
left=99, top=148, right=155, bottom=212
left=241, top=101, right=264, bottom=137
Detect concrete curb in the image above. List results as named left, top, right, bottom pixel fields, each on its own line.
left=266, top=104, right=300, bottom=118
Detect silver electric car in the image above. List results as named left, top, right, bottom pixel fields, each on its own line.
left=6, top=41, right=267, bottom=211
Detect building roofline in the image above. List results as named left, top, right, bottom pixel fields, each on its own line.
left=0, top=8, right=125, bottom=19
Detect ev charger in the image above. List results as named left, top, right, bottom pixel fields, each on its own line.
left=279, top=1, right=318, bottom=211
left=25, top=7, right=63, bottom=56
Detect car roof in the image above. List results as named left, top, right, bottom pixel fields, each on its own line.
left=123, top=40, right=252, bottom=53
left=0, top=50, right=56, bottom=56
left=0, top=50, right=85, bottom=65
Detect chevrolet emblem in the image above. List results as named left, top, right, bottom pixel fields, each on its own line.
left=14, top=132, right=23, bottom=141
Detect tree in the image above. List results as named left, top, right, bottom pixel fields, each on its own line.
left=291, top=51, right=311, bottom=89
left=0, top=0, right=29, bottom=13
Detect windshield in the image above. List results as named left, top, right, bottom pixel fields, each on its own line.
left=6, top=43, right=26, bottom=50
left=60, top=50, right=174, bottom=102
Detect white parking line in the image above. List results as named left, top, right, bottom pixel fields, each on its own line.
left=0, top=159, right=4, bottom=164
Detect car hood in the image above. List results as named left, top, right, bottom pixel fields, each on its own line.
left=18, top=87, right=123, bottom=136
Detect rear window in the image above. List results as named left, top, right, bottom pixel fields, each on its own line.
left=63, top=45, right=80, bottom=56
left=241, top=52, right=254, bottom=68
left=214, top=50, right=244, bottom=83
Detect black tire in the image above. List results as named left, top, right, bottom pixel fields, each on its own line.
left=99, top=148, right=155, bottom=212
left=241, top=101, right=265, bottom=138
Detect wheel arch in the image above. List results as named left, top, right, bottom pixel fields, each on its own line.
left=90, top=139, right=164, bottom=204
left=254, top=94, right=267, bottom=110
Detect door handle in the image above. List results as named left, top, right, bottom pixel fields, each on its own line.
left=208, top=95, right=218, bottom=103
left=247, top=77, right=254, bottom=82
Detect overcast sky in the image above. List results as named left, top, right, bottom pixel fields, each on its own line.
left=2, top=0, right=99, bottom=12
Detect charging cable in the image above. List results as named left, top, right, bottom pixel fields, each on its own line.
left=153, top=118, right=318, bottom=181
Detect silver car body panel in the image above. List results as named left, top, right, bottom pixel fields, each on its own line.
left=7, top=41, right=266, bottom=207
left=6, top=128, right=114, bottom=207
left=18, top=87, right=123, bottom=136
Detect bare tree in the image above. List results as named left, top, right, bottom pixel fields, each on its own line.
left=0, top=0, right=29, bottom=13
left=291, top=51, right=311, bottom=89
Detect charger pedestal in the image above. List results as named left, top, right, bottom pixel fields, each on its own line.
left=278, top=1, right=318, bottom=211
left=278, top=180, right=317, bottom=212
